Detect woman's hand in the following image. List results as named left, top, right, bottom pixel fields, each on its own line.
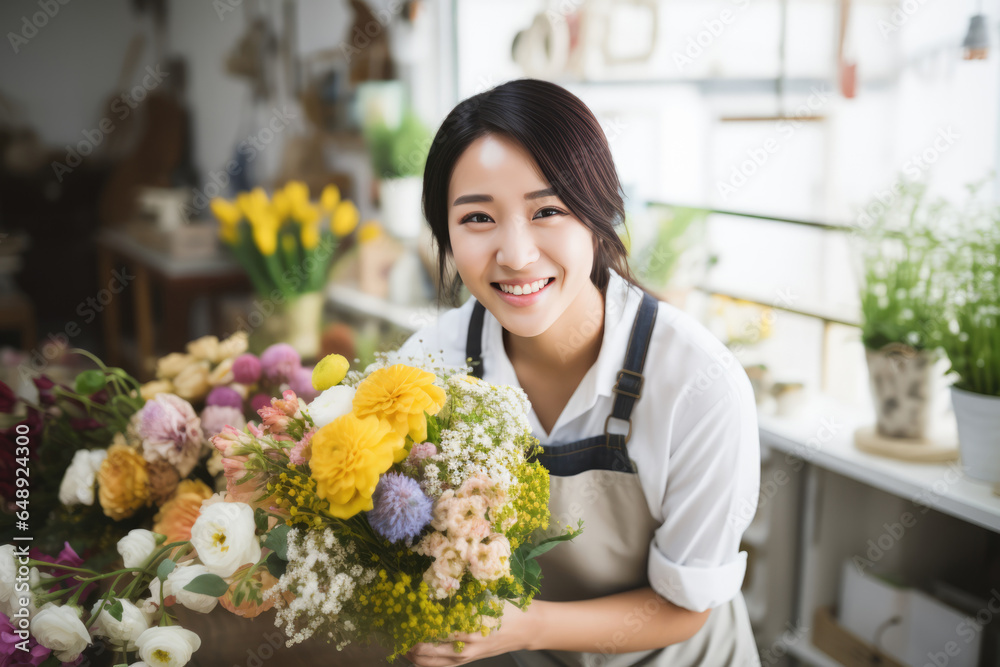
left=404, top=599, right=543, bottom=666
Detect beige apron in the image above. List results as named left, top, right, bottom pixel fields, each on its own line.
left=466, top=294, right=760, bottom=667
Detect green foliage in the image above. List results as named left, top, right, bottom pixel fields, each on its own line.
left=364, top=109, right=432, bottom=179
left=855, top=180, right=947, bottom=351
left=935, top=181, right=1000, bottom=397
left=632, top=205, right=710, bottom=289
left=183, top=573, right=230, bottom=597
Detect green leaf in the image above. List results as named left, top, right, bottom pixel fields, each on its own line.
left=265, top=552, right=288, bottom=579
left=74, top=369, right=107, bottom=396
left=108, top=599, right=124, bottom=622
left=254, top=507, right=269, bottom=533
left=263, top=524, right=291, bottom=560
left=425, top=413, right=441, bottom=444
left=156, top=559, right=177, bottom=581
left=526, top=521, right=584, bottom=560
left=183, top=573, right=230, bottom=598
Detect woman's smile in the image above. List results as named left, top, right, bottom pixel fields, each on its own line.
left=491, top=277, right=555, bottom=305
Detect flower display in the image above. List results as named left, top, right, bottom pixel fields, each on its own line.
left=30, top=604, right=91, bottom=662
left=97, top=443, right=151, bottom=520
left=135, top=626, right=201, bottom=667
left=189, top=502, right=261, bottom=578
left=153, top=480, right=214, bottom=545
left=117, top=529, right=158, bottom=569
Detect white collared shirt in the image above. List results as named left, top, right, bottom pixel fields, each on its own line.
left=394, top=269, right=761, bottom=613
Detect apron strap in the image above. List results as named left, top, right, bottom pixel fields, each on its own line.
left=466, top=300, right=487, bottom=378
left=605, top=292, right=659, bottom=445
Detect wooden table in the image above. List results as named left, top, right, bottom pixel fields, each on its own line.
left=96, top=227, right=250, bottom=381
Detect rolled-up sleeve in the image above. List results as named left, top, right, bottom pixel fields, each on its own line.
left=646, top=380, right=760, bottom=612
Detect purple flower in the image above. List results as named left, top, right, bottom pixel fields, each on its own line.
left=289, top=367, right=319, bottom=403
left=200, top=405, right=247, bottom=439
left=206, top=386, right=243, bottom=409
left=367, top=473, right=433, bottom=543
left=1, top=611, right=50, bottom=665
left=232, top=354, right=262, bottom=384
left=259, top=344, right=300, bottom=383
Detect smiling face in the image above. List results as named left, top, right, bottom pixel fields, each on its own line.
left=448, top=134, right=599, bottom=338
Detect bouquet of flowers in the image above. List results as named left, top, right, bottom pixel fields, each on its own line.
left=9, top=354, right=578, bottom=665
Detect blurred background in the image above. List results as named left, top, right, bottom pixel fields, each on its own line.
left=1, top=1, right=1000, bottom=665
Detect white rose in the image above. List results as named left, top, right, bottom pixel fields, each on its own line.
left=166, top=564, right=218, bottom=614
left=307, top=385, right=356, bottom=428
left=117, top=529, right=158, bottom=569
left=0, top=545, right=16, bottom=615
left=135, top=625, right=202, bottom=667
left=189, top=502, right=261, bottom=577
left=30, top=604, right=91, bottom=662
left=89, top=598, right=150, bottom=650
left=58, top=449, right=107, bottom=506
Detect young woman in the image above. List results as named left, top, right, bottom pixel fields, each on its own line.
left=396, top=78, right=761, bottom=667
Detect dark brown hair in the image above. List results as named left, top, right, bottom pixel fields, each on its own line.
left=421, top=78, right=647, bottom=306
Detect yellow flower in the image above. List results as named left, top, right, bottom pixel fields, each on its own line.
left=283, top=180, right=309, bottom=208
left=352, top=364, right=447, bottom=446
left=294, top=202, right=322, bottom=226
left=271, top=189, right=292, bottom=221
left=331, top=200, right=360, bottom=237
left=210, top=198, right=242, bottom=226
left=320, top=184, right=341, bottom=213
left=218, top=225, right=239, bottom=244
left=97, top=444, right=150, bottom=520
left=310, top=414, right=402, bottom=519
left=252, top=218, right=278, bottom=256
left=358, top=220, right=383, bottom=244
left=312, top=354, right=349, bottom=391
left=301, top=222, right=320, bottom=250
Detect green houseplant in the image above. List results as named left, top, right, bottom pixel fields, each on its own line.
left=364, top=108, right=432, bottom=240
left=855, top=179, right=947, bottom=440
left=937, top=182, right=1000, bottom=484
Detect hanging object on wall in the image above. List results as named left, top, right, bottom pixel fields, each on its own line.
left=962, top=4, right=990, bottom=60
left=838, top=0, right=857, bottom=99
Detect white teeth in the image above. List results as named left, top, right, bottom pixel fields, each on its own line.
left=499, top=278, right=550, bottom=295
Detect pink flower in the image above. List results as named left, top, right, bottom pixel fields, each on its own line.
left=200, top=406, right=246, bottom=440
left=407, top=442, right=437, bottom=465
left=271, top=390, right=302, bottom=418
left=259, top=344, right=300, bottom=383
left=250, top=393, right=270, bottom=413
left=288, top=428, right=315, bottom=466
left=210, top=424, right=253, bottom=457
left=221, top=455, right=256, bottom=503
left=232, top=354, right=262, bottom=384
left=137, top=394, right=204, bottom=477
left=258, top=406, right=290, bottom=434
left=468, top=534, right=512, bottom=582
left=1, top=611, right=50, bottom=665
left=289, top=367, right=319, bottom=402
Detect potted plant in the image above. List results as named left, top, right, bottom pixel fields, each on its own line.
left=855, top=180, right=947, bottom=440
left=937, top=185, right=1000, bottom=484
left=364, top=108, right=432, bottom=240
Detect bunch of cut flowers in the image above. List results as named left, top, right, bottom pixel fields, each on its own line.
left=8, top=353, right=579, bottom=665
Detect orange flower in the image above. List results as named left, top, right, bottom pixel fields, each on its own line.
left=219, top=566, right=282, bottom=618
left=97, top=444, right=150, bottom=520
left=153, top=479, right=214, bottom=544
left=352, top=365, right=446, bottom=448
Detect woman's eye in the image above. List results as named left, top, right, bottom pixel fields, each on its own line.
left=461, top=213, right=493, bottom=224
left=534, top=207, right=563, bottom=219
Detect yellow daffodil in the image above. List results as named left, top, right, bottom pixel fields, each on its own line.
left=252, top=215, right=279, bottom=255
left=294, top=202, right=322, bottom=226
left=210, top=197, right=242, bottom=226
left=283, top=180, right=309, bottom=208
left=331, top=200, right=360, bottom=237
left=352, top=364, right=447, bottom=447
left=312, top=354, right=349, bottom=390
left=218, top=225, right=239, bottom=244
left=358, top=220, right=383, bottom=244
left=301, top=222, right=320, bottom=250
left=320, top=184, right=341, bottom=213
left=310, top=413, right=402, bottom=519
left=271, top=189, right=292, bottom=221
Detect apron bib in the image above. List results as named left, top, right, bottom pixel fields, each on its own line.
left=466, top=294, right=760, bottom=667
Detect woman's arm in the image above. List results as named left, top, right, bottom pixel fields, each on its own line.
left=405, top=588, right=710, bottom=666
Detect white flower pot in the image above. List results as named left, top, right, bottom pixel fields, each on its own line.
left=379, top=176, right=425, bottom=240
left=864, top=343, right=937, bottom=439
left=952, top=386, right=1000, bottom=484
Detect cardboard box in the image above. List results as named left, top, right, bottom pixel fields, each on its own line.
left=813, top=606, right=907, bottom=667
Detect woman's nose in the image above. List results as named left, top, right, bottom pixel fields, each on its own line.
left=495, top=216, right=540, bottom=270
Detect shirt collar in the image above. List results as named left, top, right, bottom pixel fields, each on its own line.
left=480, top=268, right=646, bottom=406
